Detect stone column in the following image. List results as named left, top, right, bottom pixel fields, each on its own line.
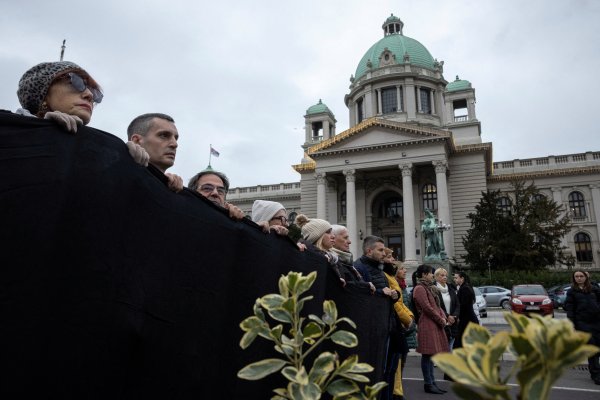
left=400, top=163, right=417, bottom=267
left=434, top=160, right=453, bottom=256
left=323, top=120, right=330, bottom=140
left=344, top=169, right=358, bottom=256
left=430, top=90, right=436, bottom=114
left=316, top=172, right=327, bottom=219
left=416, top=86, right=422, bottom=112
left=590, top=185, right=600, bottom=264
left=377, top=89, right=382, bottom=114
left=405, top=79, right=416, bottom=119
left=396, top=85, right=402, bottom=112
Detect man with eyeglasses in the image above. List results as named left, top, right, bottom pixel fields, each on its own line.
left=127, top=113, right=183, bottom=192
left=188, top=169, right=245, bottom=220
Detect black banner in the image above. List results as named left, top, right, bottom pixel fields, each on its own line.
left=0, top=112, right=390, bottom=399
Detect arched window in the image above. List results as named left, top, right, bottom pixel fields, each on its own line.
left=377, top=194, right=403, bottom=219
left=340, top=192, right=347, bottom=218
left=422, top=183, right=438, bottom=211
left=574, top=232, right=593, bottom=262
left=497, top=196, right=512, bottom=216
left=569, top=191, right=586, bottom=218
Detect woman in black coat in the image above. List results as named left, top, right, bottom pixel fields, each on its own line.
left=434, top=267, right=460, bottom=350
left=452, top=271, right=479, bottom=349
left=565, top=270, right=600, bottom=385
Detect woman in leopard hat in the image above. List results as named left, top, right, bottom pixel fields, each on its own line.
left=16, top=61, right=103, bottom=131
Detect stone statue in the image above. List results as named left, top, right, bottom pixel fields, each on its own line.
left=421, top=209, right=447, bottom=261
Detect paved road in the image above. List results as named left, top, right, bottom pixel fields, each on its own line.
left=398, top=309, right=600, bottom=399
left=401, top=357, right=600, bottom=399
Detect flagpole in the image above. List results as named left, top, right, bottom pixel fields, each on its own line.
left=208, top=144, right=212, bottom=167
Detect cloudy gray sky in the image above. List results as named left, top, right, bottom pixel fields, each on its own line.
left=2, top=0, right=599, bottom=187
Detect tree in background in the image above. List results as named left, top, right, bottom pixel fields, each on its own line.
left=463, top=180, right=573, bottom=271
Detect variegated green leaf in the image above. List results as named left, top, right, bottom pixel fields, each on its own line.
left=326, top=379, right=360, bottom=396
left=336, top=316, right=357, bottom=329
left=238, top=358, right=287, bottom=380
left=461, top=322, right=491, bottom=350
left=349, top=362, right=373, bottom=374
left=323, top=300, right=338, bottom=325
left=261, top=294, right=286, bottom=310
left=297, top=271, right=317, bottom=296
left=308, top=352, right=336, bottom=381
left=303, top=321, right=323, bottom=339
left=331, top=330, right=358, bottom=348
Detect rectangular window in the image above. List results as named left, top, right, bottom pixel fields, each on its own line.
left=420, top=88, right=431, bottom=114
left=357, top=98, right=364, bottom=123
left=381, top=87, right=397, bottom=114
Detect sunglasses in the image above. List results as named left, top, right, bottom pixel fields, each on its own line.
left=65, top=72, right=103, bottom=103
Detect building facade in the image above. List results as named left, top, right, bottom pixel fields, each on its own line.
left=229, top=14, right=600, bottom=270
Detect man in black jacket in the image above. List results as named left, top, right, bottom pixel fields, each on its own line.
left=354, top=235, right=398, bottom=300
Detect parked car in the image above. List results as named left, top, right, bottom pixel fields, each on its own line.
left=477, top=285, right=511, bottom=309
left=510, top=284, right=554, bottom=317
left=546, top=284, right=571, bottom=309
left=473, top=286, right=487, bottom=319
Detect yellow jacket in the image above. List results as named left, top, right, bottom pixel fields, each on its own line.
left=385, top=272, right=414, bottom=328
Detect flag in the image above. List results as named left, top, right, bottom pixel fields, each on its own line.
left=210, top=146, right=220, bottom=157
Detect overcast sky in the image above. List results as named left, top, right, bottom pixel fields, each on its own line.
left=2, top=0, right=599, bottom=187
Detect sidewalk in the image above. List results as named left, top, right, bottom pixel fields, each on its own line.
left=407, top=309, right=570, bottom=362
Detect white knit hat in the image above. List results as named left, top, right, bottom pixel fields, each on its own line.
left=295, top=214, right=332, bottom=244
left=251, top=200, right=285, bottom=223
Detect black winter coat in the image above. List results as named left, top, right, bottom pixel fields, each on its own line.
left=454, top=284, right=479, bottom=348
left=565, top=285, right=600, bottom=335
left=354, top=255, right=388, bottom=296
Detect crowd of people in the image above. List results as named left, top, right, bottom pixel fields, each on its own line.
left=10, top=59, right=600, bottom=396
left=7, top=59, right=480, bottom=399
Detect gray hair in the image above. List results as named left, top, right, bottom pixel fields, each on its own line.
left=362, top=235, right=384, bottom=254
left=127, top=113, right=175, bottom=140
left=331, top=225, right=348, bottom=236
left=188, top=170, right=230, bottom=192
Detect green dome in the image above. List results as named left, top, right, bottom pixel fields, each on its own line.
left=446, top=76, right=472, bottom=92
left=354, top=33, right=435, bottom=80
left=306, top=99, right=331, bottom=115
left=385, top=14, right=401, bottom=24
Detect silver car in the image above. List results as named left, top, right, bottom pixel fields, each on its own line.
left=473, top=287, right=487, bottom=318
left=477, top=286, right=511, bottom=309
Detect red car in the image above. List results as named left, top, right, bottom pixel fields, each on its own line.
left=510, top=284, right=554, bottom=317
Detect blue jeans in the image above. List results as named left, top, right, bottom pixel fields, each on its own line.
left=421, top=354, right=435, bottom=385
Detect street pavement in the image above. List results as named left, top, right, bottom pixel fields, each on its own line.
left=399, top=308, right=600, bottom=399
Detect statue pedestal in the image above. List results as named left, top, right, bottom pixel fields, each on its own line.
left=423, top=258, right=450, bottom=272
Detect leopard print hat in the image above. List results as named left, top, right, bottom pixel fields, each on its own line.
left=17, top=61, right=86, bottom=115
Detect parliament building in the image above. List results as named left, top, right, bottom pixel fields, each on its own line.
left=227, top=14, right=600, bottom=270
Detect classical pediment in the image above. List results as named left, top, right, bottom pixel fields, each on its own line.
left=307, top=117, right=451, bottom=156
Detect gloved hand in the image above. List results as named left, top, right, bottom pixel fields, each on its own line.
left=126, top=141, right=149, bottom=167
left=44, top=111, right=83, bottom=133
left=165, top=173, right=184, bottom=193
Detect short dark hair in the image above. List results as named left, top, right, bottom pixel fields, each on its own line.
left=127, top=113, right=174, bottom=140
left=415, top=264, right=435, bottom=280
left=188, top=170, right=230, bottom=192
left=362, top=235, right=384, bottom=254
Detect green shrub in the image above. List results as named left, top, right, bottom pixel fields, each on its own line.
left=237, top=271, right=386, bottom=400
